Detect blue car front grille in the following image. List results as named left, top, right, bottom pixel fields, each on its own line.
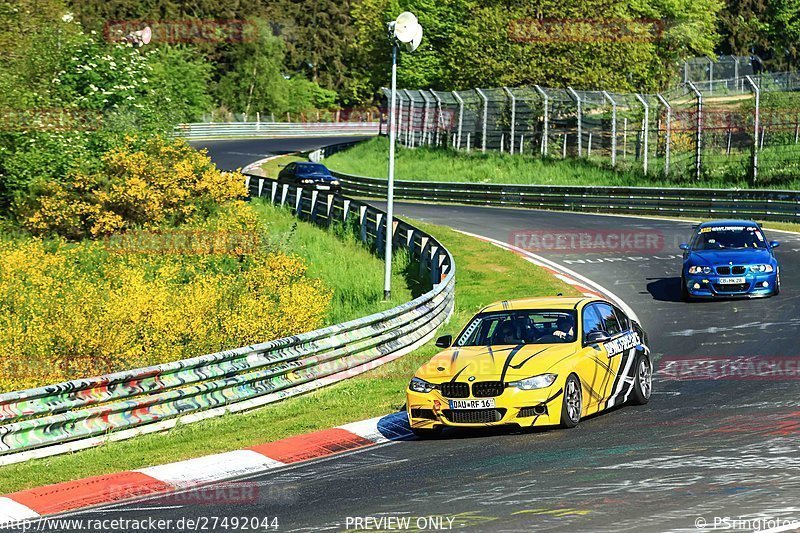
left=716, top=265, right=746, bottom=275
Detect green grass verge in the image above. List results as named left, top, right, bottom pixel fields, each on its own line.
left=252, top=200, right=413, bottom=324
left=0, top=219, right=577, bottom=494
left=324, top=137, right=800, bottom=190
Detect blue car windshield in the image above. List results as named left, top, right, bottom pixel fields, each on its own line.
left=692, top=225, right=767, bottom=250
left=296, top=164, right=331, bottom=176
left=455, top=310, right=577, bottom=346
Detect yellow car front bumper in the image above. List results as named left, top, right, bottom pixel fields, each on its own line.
left=406, top=386, right=563, bottom=430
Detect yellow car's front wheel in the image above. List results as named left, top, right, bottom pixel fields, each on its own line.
left=560, top=374, right=582, bottom=428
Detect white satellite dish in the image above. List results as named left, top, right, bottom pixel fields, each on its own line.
left=392, top=12, right=422, bottom=51
left=129, top=26, right=152, bottom=46
left=137, top=26, right=152, bottom=45
left=404, top=24, right=423, bottom=52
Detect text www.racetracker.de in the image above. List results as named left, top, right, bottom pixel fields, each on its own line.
left=2, top=516, right=279, bottom=532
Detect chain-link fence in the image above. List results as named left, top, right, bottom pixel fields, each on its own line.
left=382, top=71, right=800, bottom=185
left=681, top=55, right=764, bottom=95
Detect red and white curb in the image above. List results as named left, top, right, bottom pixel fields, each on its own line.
left=455, top=230, right=641, bottom=324
left=0, top=414, right=411, bottom=525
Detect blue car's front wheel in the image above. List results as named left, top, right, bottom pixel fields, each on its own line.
left=681, top=274, right=691, bottom=302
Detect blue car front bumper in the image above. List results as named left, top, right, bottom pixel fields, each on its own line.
left=684, top=272, right=778, bottom=298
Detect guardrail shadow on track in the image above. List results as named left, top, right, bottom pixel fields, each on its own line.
left=0, top=177, right=454, bottom=465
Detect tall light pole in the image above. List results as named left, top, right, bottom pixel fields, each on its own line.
left=384, top=12, right=422, bottom=300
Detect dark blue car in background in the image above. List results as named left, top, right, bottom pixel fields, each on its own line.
left=277, top=162, right=341, bottom=194
left=679, top=220, right=781, bottom=301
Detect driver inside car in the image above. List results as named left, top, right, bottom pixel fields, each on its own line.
left=553, top=315, right=575, bottom=341
left=493, top=320, right=521, bottom=344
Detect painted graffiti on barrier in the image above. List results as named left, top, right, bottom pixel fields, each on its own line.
left=0, top=181, right=455, bottom=457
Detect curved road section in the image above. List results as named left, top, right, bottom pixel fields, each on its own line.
left=36, top=139, right=800, bottom=532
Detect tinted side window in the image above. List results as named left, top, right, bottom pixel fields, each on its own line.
left=595, top=303, right=622, bottom=336
left=612, top=306, right=630, bottom=331
left=582, top=305, right=604, bottom=342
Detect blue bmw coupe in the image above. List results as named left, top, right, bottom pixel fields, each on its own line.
left=679, top=220, right=780, bottom=301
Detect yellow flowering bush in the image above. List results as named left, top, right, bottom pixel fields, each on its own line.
left=0, top=207, right=332, bottom=393
left=19, top=136, right=247, bottom=239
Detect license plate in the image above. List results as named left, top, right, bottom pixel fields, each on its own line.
left=316, top=185, right=331, bottom=190
left=718, top=277, right=745, bottom=284
left=448, top=399, right=496, bottom=409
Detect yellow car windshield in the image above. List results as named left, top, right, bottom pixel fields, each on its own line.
left=456, top=310, right=578, bottom=346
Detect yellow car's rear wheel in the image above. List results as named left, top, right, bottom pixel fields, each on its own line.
left=629, top=352, right=652, bottom=405
left=560, top=374, right=582, bottom=428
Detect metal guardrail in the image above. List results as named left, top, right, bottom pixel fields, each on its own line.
left=0, top=178, right=454, bottom=461
left=333, top=170, right=800, bottom=223
left=175, top=122, right=381, bottom=140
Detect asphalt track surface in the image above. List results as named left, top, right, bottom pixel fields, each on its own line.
left=30, top=139, right=800, bottom=532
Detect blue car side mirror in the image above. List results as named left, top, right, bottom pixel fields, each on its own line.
left=679, top=243, right=690, bottom=251
left=770, top=241, right=780, bottom=249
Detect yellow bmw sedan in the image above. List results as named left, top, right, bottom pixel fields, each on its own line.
left=406, top=297, right=651, bottom=437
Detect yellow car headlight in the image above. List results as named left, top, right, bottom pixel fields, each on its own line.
left=409, top=377, right=437, bottom=393
left=508, top=373, right=557, bottom=390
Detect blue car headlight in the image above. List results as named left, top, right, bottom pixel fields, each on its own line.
left=508, top=373, right=557, bottom=390
left=750, top=264, right=774, bottom=273
left=688, top=266, right=712, bottom=275
left=409, top=377, right=437, bottom=393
